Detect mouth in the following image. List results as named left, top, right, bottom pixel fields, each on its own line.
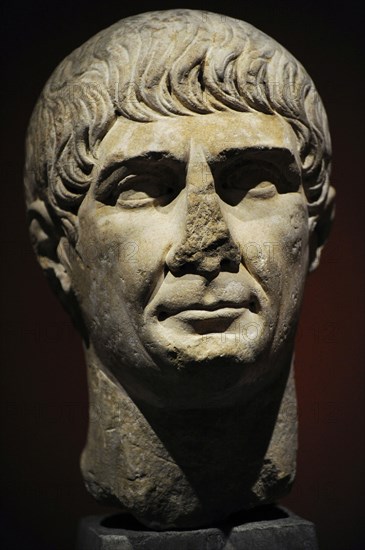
left=157, top=300, right=257, bottom=319
left=156, top=302, right=257, bottom=334
left=175, top=307, right=246, bottom=333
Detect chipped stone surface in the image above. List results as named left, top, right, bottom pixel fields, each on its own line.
left=24, top=9, right=335, bottom=529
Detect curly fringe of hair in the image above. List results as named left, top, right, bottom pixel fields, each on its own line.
left=24, top=9, right=332, bottom=245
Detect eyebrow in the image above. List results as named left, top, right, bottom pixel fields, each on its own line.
left=97, top=151, right=178, bottom=181
left=212, top=146, right=298, bottom=163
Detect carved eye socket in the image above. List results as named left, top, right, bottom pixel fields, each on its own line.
left=219, top=163, right=281, bottom=205
left=109, top=175, right=178, bottom=208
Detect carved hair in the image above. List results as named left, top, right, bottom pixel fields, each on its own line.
left=24, top=9, right=332, bottom=245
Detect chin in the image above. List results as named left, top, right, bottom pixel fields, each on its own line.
left=136, top=331, right=277, bottom=408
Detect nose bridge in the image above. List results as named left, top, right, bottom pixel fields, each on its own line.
left=166, top=141, right=241, bottom=277
left=185, top=141, right=215, bottom=195
left=185, top=142, right=231, bottom=250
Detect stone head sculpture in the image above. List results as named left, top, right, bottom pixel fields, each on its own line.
left=24, top=9, right=335, bottom=529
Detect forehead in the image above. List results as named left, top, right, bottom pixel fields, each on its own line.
left=97, top=111, right=300, bottom=166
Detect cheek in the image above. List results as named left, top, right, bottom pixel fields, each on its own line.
left=235, top=198, right=309, bottom=291
left=76, top=208, right=173, bottom=316
left=269, top=202, right=309, bottom=349
left=238, top=200, right=308, bottom=355
left=280, top=201, right=309, bottom=283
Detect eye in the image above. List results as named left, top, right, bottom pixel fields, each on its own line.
left=219, top=163, right=281, bottom=205
left=225, top=167, right=278, bottom=195
left=113, top=175, right=177, bottom=208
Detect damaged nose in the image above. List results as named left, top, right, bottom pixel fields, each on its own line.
left=166, top=141, right=241, bottom=278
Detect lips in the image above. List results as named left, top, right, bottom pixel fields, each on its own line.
left=157, top=300, right=256, bottom=321
left=155, top=302, right=255, bottom=336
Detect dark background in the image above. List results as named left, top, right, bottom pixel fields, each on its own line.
left=1, top=1, right=364, bottom=549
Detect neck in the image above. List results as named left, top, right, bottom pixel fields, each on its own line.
left=81, top=345, right=297, bottom=529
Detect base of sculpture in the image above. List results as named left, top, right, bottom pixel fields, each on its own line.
left=76, top=505, right=318, bottom=550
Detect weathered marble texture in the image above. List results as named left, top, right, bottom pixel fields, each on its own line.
left=24, top=9, right=335, bottom=529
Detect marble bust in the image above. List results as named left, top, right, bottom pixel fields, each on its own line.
left=24, top=9, right=335, bottom=530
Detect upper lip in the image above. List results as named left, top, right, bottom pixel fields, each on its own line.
left=157, top=300, right=254, bottom=319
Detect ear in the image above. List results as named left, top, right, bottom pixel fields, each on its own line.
left=28, top=199, right=72, bottom=294
left=308, top=185, right=336, bottom=272
left=28, top=199, right=89, bottom=343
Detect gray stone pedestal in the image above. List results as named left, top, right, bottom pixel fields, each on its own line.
left=76, top=506, right=318, bottom=549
